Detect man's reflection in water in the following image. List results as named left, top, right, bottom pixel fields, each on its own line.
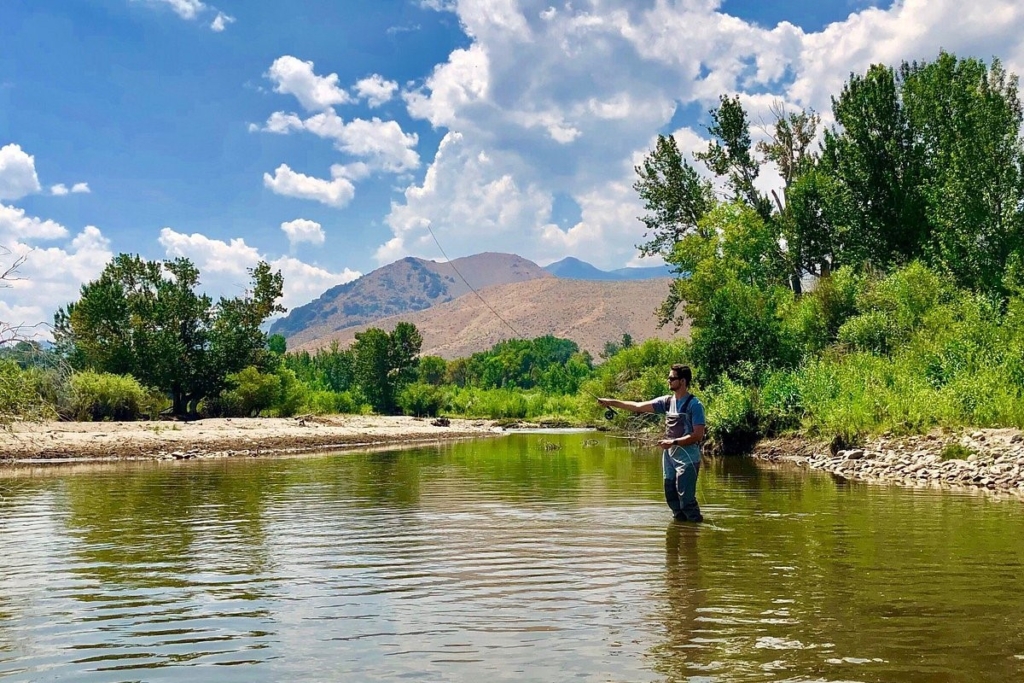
left=650, top=521, right=708, bottom=681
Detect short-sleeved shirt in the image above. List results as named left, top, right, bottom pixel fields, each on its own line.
left=649, top=392, right=705, bottom=473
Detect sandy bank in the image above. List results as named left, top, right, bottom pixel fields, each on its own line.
left=0, top=415, right=502, bottom=463
left=750, top=428, right=1024, bottom=499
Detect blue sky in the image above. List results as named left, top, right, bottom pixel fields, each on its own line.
left=2, top=0, right=1022, bottom=335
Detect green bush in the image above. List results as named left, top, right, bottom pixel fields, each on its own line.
left=274, top=366, right=306, bottom=417
left=222, top=366, right=281, bottom=417
left=397, top=382, right=445, bottom=417
left=302, top=389, right=365, bottom=415
left=703, top=377, right=757, bottom=451
left=69, top=370, right=148, bottom=421
left=0, top=359, right=56, bottom=423
left=756, top=370, right=803, bottom=435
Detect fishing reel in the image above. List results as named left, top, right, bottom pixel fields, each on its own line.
left=604, top=407, right=616, bottom=421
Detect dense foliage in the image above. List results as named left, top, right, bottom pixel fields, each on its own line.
left=624, top=50, right=1024, bottom=448
left=53, top=255, right=284, bottom=416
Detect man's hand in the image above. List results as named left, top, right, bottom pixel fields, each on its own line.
left=659, top=438, right=678, bottom=449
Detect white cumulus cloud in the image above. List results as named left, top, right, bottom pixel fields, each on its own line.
left=258, top=108, right=420, bottom=174
left=0, top=144, right=42, bottom=201
left=0, top=222, right=113, bottom=337
left=379, top=0, right=1024, bottom=270
left=355, top=74, right=399, bottom=107
left=266, top=56, right=351, bottom=112
left=158, top=228, right=360, bottom=313
left=50, top=184, right=69, bottom=197
left=71, top=182, right=90, bottom=194
left=263, top=164, right=356, bottom=208
left=280, top=218, right=326, bottom=248
left=0, top=202, right=69, bottom=241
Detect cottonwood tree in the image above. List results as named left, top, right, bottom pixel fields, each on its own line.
left=54, top=254, right=285, bottom=416
left=351, top=322, right=422, bottom=414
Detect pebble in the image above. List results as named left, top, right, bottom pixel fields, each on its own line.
left=753, top=428, right=1024, bottom=498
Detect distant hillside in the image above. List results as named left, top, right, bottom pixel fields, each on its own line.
left=294, top=277, right=685, bottom=359
left=272, top=253, right=551, bottom=345
left=543, top=256, right=673, bottom=280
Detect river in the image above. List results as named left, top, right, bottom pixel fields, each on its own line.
left=0, top=431, right=1022, bottom=682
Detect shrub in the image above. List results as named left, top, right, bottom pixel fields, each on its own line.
left=0, top=359, right=56, bottom=423
left=300, top=389, right=362, bottom=415
left=274, top=366, right=306, bottom=417
left=397, top=382, right=445, bottom=417
left=756, top=370, right=803, bottom=435
left=223, top=366, right=281, bottom=417
left=69, top=370, right=148, bottom=421
left=703, top=377, right=757, bottom=451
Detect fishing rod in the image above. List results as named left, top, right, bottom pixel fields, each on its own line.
left=424, top=225, right=618, bottom=421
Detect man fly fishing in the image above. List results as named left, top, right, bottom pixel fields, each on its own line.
left=598, top=364, right=705, bottom=523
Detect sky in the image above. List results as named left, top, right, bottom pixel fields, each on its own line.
left=3, top=0, right=1024, bottom=337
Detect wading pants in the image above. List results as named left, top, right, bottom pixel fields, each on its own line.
left=664, top=461, right=703, bottom=522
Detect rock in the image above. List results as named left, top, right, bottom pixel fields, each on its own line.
left=845, top=449, right=865, bottom=460
left=1012, top=434, right=1024, bottom=444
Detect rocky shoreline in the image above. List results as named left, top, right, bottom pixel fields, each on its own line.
left=750, top=427, right=1024, bottom=499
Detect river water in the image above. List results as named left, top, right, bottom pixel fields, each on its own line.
left=0, top=431, right=1022, bottom=682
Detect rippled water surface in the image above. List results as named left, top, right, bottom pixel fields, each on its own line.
left=1, top=432, right=1023, bottom=682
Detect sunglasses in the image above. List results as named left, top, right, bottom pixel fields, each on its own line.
left=668, top=376, right=680, bottom=381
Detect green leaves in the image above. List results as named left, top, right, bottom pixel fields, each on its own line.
left=633, top=133, right=715, bottom=258
left=351, top=322, right=424, bottom=414
left=54, top=254, right=285, bottom=416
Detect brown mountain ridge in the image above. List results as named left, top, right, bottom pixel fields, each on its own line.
left=272, top=252, right=550, bottom=346
left=293, top=277, right=686, bottom=360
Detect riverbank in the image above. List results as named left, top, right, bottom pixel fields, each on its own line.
left=0, top=415, right=502, bottom=463
left=750, top=427, right=1024, bottom=498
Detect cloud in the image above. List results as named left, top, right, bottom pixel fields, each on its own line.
left=266, top=56, right=351, bottom=112
left=210, top=11, right=235, bottom=32
left=0, top=223, right=113, bottom=336
left=0, top=144, right=42, bottom=201
left=280, top=218, right=326, bottom=247
left=381, top=0, right=1024, bottom=270
left=354, top=74, right=399, bottom=107
left=50, top=182, right=90, bottom=197
left=158, top=228, right=360, bottom=313
left=142, top=0, right=207, bottom=20
left=0, top=202, right=69, bottom=241
left=379, top=131, right=557, bottom=264
left=257, top=109, right=419, bottom=173
left=132, top=0, right=233, bottom=31
left=263, top=164, right=355, bottom=207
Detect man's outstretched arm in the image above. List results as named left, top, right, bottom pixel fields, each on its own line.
left=597, top=398, right=656, bottom=414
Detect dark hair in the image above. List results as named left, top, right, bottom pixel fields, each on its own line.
left=671, top=364, right=692, bottom=387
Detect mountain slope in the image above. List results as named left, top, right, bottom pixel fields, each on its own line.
left=272, top=253, right=551, bottom=345
left=294, top=277, right=686, bottom=359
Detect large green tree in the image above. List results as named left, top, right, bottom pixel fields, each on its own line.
left=54, top=254, right=284, bottom=415
left=352, top=322, right=423, bottom=414
left=823, top=52, right=1024, bottom=295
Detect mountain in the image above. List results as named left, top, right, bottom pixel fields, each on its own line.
left=293, top=277, right=685, bottom=359
left=271, top=252, right=551, bottom=345
left=543, top=256, right=673, bottom=280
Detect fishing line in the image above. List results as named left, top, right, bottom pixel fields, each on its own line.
left=426, top=226, right=721, bottom=527
left=425, top=224, right=619, bottom=420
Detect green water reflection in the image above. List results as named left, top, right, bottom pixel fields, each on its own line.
left=0, top=431, right=1021, bottom=682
